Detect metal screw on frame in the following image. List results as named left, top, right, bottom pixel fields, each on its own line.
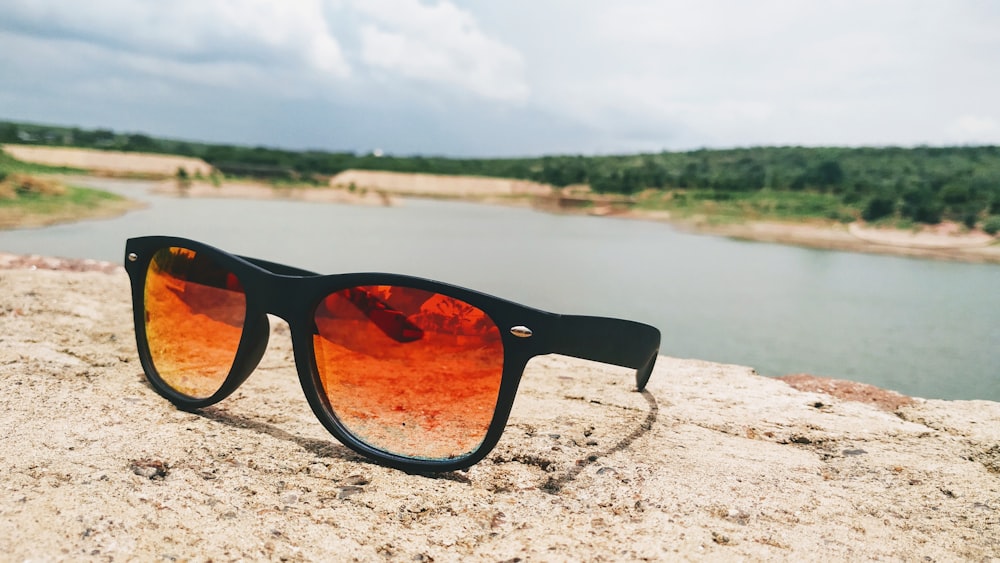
left=510, top=325, right=533, bottom=338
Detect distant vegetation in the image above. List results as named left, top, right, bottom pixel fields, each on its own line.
left=3, top=119, right=1000, bottom=228
left=0, top=149, right=130, bottom=229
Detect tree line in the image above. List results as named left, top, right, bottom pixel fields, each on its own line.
left=3, top=120, right=999, bottom=228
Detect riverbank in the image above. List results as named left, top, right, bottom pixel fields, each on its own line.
left=4, top=143, right=998, bottom=263
left=150, top=178, right=394, bottom=206
left=1, top=260, right=997, bottom=560
left=0, top=175, right=142, bottom=230
left=158, top=175, right=1000, bottom=265
left=662, top=216, right=1000, bottom=265
left=4, top=170, right=999, bottom=264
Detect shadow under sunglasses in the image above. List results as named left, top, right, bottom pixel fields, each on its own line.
left=188, top=387, right=658, bottom=487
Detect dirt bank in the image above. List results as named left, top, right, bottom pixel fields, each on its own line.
left=2, top=144, right=213, bottom=177
left=663, top=217, right=1000, bottom=264
left=329, top=169, right=551, bottom=198
left=1, top=260, right=997, bottom=560
left=162, top=169, right=1000, bottom=265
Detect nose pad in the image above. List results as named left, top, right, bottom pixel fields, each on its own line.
left=226, top=315, right=271, bottom=388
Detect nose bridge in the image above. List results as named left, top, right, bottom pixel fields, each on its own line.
left=256, top=274, right=309, bottom=323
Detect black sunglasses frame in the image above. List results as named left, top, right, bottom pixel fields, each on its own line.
left=124, top=236, right=660, bottom=472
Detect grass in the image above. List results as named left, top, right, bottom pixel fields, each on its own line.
left=0, top=184, right=137, bottom=230
left=0, top=150, right=84, bottom=175
left=0, top=184, right=124, bottom=211
left=634, top=189, right=859, bottom=224
left=0, top=149, right=137, bottom=229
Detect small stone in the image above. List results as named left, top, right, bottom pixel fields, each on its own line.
left=711, top=531, right=731, bottom=545
left=337, top=486, right=364, bottom=499
left=344, top=474, right=369, bottom=486
left=129, top=459, right=169, bottom=480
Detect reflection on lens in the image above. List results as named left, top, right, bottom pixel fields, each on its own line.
left=144, top=247, right=246, bottom=399
left=313, top=285, right=504, bottom=460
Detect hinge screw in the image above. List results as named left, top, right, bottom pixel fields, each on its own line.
left=510, top=326, right=533, bottom=338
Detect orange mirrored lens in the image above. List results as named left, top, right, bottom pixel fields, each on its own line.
left=313, top=285, right=504, bottom=460
left=144, top=247, right=246, bottom=399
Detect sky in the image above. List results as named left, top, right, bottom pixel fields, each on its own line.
left=1, top=0, right=998, bottom=157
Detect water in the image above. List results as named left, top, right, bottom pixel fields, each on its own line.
left=2, top=178, right=997, bottom=401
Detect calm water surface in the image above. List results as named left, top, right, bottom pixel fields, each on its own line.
left=2, top=178, right=997, bottom=401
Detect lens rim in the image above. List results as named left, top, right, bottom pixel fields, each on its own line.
left=127, top=242, right=271, bottom=409
left=309, top=284, right=507, bottom=461
left=290, top=272, right=543, bottom=471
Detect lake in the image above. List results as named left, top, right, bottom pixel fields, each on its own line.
left=2, top=178, right=997, bottom=401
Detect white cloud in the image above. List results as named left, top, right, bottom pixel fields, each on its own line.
left=351, top=0, right=529, bottom=102
left=3, top=0, right=1000, bottom=154
left=0, top=0, right=528, bottom=104
left=0, top=0, right=351, bottom=79
left=492, top=0, right=1000, bottom=150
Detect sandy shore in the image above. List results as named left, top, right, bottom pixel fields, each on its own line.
left=152, top=176, right=1000, bottom=265
left=1, top=260, right=997, bottom=560
left=658, top=216, right=1000, bottom=264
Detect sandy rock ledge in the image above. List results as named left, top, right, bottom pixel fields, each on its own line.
left=0, top=267, right=997, bottom=561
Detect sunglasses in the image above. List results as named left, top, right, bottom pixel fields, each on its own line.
left=124, top=236, right=660, bottom=472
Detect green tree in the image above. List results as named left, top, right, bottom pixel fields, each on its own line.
left=0, top=123, right=18, bottom=143
left=983, top=216, right=1000, bottom=235
left=900, top=185, right=942, bottom=224
left=862, top=194, right=896, bottom=221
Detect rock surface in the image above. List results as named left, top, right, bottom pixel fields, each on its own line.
left=0, top=266, right=997, bottom=561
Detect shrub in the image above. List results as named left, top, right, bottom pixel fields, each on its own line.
left=6, top=174, right=67, bottom=197
left=983, top=215, right=1000, bottom=236
left=862, top=195, right=895, bottom=221
left=826, top=208, right=857, bottom=223
left=900, top=187, right=942, bottom=224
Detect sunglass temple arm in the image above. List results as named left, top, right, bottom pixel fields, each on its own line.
left=544, top=315, right=661, bottom=390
